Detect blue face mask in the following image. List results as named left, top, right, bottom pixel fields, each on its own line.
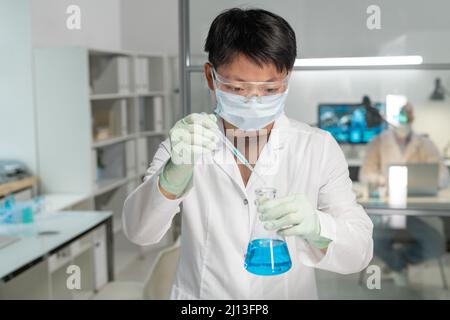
left=213, top=89, right=289, bottom=131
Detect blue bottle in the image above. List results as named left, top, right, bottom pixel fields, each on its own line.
left=244, top=188, right=292, bottom=276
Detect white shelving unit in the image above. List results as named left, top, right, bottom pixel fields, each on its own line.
left=33, top=47, right=176, bottom=276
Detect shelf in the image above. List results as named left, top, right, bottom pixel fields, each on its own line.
left=94, top=178, right=129, bottom=196
left=92, top=134, right=136, bottom=148
left=90, top=92, right=168, bottom=100
left=346, top=158, right=450, bottom=167
left=90, top=93, right=134, bottom=100
left=139, top=130, right=168, bottom=137
left=31, top=47, right=174, bottom=299
left=136, top=91, right=167, bottom=97
left=94, top=175, right=139, bottom=199
left=137, top=95, right=165, bottom=132
left=40, top=193, right=91, bottom=213
left=89, top=47, right=134, bottom=57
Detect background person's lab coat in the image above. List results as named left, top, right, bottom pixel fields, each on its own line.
left=359, top=129, right=450, bottom=234
left=122, top=114, right=374, bottom=299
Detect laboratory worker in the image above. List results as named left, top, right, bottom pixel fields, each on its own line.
left=123, top=8, right=373, bottom=299
left=360, top=102, right=450, bottom=286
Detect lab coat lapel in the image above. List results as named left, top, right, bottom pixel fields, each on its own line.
left=404, top=133, right=422, bottom=161
left=386, top=130, right=421, bottom=162
left=212, top=119, right=247, bottom=196
left=246, top=114, right=289, bottom=190
left=212, top=114, right=290, bottom=195
left=384, top=130, right=405, bottom=163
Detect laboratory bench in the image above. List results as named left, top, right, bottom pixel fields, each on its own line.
left=0, top=210, right=113, bottom=299
left=357, top=186, right=450, bottom=217
left=347, top=158, right=450, bottom=182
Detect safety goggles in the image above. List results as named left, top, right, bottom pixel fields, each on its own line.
left=210, top=65, right=290, bottom=98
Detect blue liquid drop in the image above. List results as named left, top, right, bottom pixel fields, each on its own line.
left=244, top=238, right=292, bottom=276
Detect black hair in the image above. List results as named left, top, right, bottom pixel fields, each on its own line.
left=362, top=95, right=372, bottom=107
left=204, top=8, right=297, bottom=73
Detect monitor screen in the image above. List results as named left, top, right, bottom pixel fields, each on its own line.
left=318, top=103, right=386, bottom=144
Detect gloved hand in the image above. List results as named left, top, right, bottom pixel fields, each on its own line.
left=257, top=194, right=331, bottom=249
left=159, top=113, right=219, bottom=197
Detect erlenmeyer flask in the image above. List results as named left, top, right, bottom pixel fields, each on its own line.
left=244, top=187, right=292, bottom=276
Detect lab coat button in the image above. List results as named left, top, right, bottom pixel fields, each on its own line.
left=243, top=199, right=248, bottom=205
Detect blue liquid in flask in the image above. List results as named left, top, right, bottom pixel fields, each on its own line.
left=244, top=238, right=292, bottom=276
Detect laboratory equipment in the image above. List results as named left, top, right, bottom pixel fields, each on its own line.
left=0, top=194, right=45, bottom=224
left=402, top=163, right=439, bottom=196
left=318, top=103, right=386, bottom=144
left=244, top=187, right=292, bottom=276
left=0, top=160, right=31, bottom=183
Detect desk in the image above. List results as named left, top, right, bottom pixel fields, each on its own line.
left=0, top=211, right=113, bottom=299
left=357, top=187, right=450, bottom=217
left=346, top=158, right=450, bottom=182
left=0, top=176, right=38, bottom=198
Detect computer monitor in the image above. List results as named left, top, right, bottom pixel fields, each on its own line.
left=318, top=103, right=386, bottom=144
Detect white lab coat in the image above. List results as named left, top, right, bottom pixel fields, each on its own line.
left=122, top=114, right=373, bottom=299
left=359, top=129, right=450, bottom=233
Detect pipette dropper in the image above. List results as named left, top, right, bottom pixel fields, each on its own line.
left=211, top=118, right=268, bottom=186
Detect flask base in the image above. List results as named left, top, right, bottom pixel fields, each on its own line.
left=244, top=238, right=292, bottom=276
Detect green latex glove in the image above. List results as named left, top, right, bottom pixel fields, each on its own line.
left=159, top=113, right=219, bottom=197
left=258, top=194, right=332, bottom=249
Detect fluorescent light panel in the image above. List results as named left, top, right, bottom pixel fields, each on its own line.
left=294, top=55, right=423, bottom=67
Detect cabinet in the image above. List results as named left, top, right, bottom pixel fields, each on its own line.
left=33, top=47, right=176, bottom=277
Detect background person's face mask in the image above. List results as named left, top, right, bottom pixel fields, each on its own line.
left=392, top=108, right=412, bottom=139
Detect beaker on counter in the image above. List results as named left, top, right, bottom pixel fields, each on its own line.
left=244, top=187, right=292, bottom=276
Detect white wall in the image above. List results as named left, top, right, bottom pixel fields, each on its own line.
left=120, top=0, right=178, bottom=55
left=31, top=0, right=180, bottom=58
left=0, top=0, right=122, bottom=174
left=189, top=0, right=307, bottom=61
left=299, top=0, right=450, bottom=62
left=31, top=0, right=122, bottom=50
left=189, top=0, right=450, bottom=62
left=0, top=0, right=37, bottom=173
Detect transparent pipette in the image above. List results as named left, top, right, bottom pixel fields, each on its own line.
left=214, top=127, right=268, bottom=186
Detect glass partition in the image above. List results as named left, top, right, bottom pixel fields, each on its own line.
left=180, top=0, right=450, bottom=300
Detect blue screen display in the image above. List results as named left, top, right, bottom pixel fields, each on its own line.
left=318, top=103, right=386, bottom=144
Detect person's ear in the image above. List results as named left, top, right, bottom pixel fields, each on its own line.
left=204, top=63, right=214, bottom=91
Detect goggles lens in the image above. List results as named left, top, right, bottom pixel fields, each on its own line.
left=211, top=67, right=289, bottom=97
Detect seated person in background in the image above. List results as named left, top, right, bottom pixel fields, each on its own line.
left=359, top=102, right=450, bottom=286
